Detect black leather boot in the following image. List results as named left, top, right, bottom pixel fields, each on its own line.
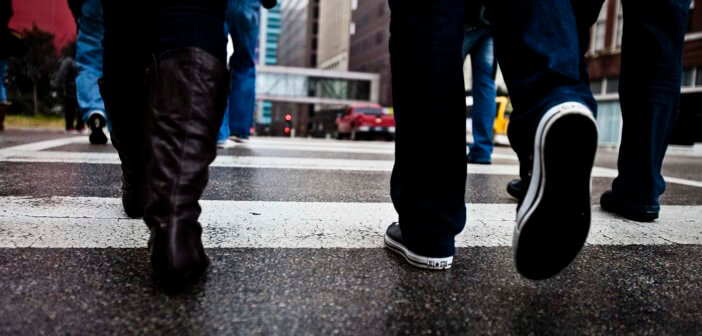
left=99, top=78, right=150, bottom=218
left=144, top=48, right=229, bottom=283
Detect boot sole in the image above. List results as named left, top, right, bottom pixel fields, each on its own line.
left=514, top=102, right=598, bottom=280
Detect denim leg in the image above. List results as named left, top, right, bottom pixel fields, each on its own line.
left=0, top=58, right=7, bottom=102
left=571, top=0, right=607, bottom=84
left=464, top=30, right=496, bottom=162
left=75, top=0, right=107, bottom=124
left=226, top=0, right=259, bottom=139
left=389, top=0, right=466, bottom=258
left=613, top=0, right=691, bottom=211
left=488, top=0, right=596, bottom=180
left=217, top=99, right=231, bottom=142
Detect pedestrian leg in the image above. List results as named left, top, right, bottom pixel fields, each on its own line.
left=601, top=0, right=692, bottom=222
left=489, top=0, right=598, bottom=279
left=384, top=0, right=466, bottom=270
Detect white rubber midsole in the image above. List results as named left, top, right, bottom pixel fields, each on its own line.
left=384, top=234, right=453, bottom=270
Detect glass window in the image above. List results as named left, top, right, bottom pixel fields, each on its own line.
left=354, top=107, right=383, bottom=115
left=605, top=77, right=619, bottom=94
left=590, top=79, right=604, bottom=95
left=682, top=67, right=694, bottom=87
left=696, top=67, right=702, bottom=86
left=591, top=0, right=608, bottom=52
left=615, top=0, right=624, bottom=48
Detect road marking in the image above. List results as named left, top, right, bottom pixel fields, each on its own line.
left=0, top=197, right=700, bottom=248
left=1, top=138, right=700, bottom=188
left=1, top=149, right=701, bottom=189
left=0, top=136, right=85, bottom=152
left=0, top=136, right=519, bottom=159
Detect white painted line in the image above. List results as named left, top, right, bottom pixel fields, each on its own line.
left=0, top=197, right=700, bottom=248
left=0, top=136, right=86, bottom=152
left=1, top=150, right=701, bottom=189
left=0, top=136, right=519, bottom=160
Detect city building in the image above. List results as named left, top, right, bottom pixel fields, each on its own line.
left=317, top=0, right=352, bottom=71
left=348, top=0, right=392, bottom=107
left=277, top=0, right=319, bottom=68
left=273, top=0, right=320, bottom=135
left=587, top=0, right=702, bottom=145
left=256, top=3, right=282, bottom=126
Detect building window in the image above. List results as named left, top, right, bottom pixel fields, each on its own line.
left=696, top=66, right=702, bottom=86
left=591, top=0, right=608, bottom=52
left=682, top=67, right=695, bottom=87
left=605, top=77, right=619, bottom=94
left=687, top=1, right=695, bottom=33
left=615, top=0, right=624, bottom=48
left=590, top=79, right=604, bottom=95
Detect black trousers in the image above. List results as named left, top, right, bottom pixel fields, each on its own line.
left=101, top=0, right=227, bottom=98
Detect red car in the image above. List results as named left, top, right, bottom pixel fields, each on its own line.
left=335, top=104, right=395, bottom=140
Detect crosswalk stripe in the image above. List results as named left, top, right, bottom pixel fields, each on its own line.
left=2, top=149, right=702, bottom=189
left=0, top=136, right=85, bottom=152
left=0, top=196, right=699, bottom=248
left=0, top=135, right=519, bottom=159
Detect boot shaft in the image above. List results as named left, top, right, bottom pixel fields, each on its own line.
left=144, top=47, right=229, bottom=230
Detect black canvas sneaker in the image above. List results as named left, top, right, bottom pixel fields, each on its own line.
left=88, top=112, right=108, bottom=145
left=513, top=102, right=598, bottom=280
left=600, top=190, right=659, bottom=222
left=506, top=178, right=525, bottom=200
left=384, top=222, right=453, bottom=270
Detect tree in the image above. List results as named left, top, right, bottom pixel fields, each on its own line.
left=7, top=24, right=58, bottom=115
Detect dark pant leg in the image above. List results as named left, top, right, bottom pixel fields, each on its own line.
left=152, top=1, right=227, bottom=63
left=613, top=0, right=691, bottom=210
left=488, top=0, right=596, bottom=181
left=571, top=0, right=607, bottom=84
left=388, top=0, right=466, bottom=258
left=64, top=96, right=78, bottom=130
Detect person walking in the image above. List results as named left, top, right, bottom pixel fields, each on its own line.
left=101, top=0, right=275, bottom=285
left=384, top=0, right=599, bottom=280
left=216, top=0, right=263, bottom=148
left=462, top=2, right=497, bottom=165
left=505, top=0, right=692, bottom=224
left=597, top=0, right=691, bottom=222
left=0, top=0, right=13, bottom=131
left=75, top=0, right=109, bottom=144
left=54, top=46, right=85, bottom=134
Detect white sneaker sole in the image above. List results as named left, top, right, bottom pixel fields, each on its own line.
left=513, top=101, right=598, bottom=280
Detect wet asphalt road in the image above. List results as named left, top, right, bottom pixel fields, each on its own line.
left=0, top=128, right=701, bottom=335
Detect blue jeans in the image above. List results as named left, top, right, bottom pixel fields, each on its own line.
left=462, top=27, right=496, bottom=163
left=489, top=0, right=597, bottom=180
left=609, top=0, right=691, bottom=211
left=75, top=0, right=108, bottom=127
left=0, top=58, right=7, bottom=102
left=218, top=0, right=260, bottom=142
left=388, top=0, right=595, bottom=256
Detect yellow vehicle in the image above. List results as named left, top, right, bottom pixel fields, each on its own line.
left=465, top=95, right=511, bottom=146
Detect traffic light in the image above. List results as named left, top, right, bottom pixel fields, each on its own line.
left=284, top=113, right=292, bottom=135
